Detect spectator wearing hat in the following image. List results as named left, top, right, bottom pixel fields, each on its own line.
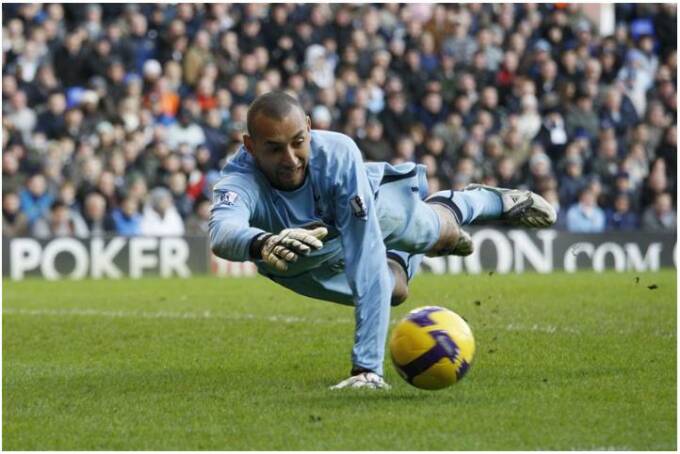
left=566, top=187, right=606, bottom=233
left=311, top=105, right=333, bottom=130
left=140, top=187, right=185, bottom=236
left=305, top=44, right=336, bottom=90
left=526, top=152, right=554, bottom=191
left=641, top=192, right=676, bottom=232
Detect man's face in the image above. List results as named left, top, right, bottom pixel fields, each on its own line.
left=52, top=206, right=69, bottom=224
left=244, top=108, right=311, bottom=191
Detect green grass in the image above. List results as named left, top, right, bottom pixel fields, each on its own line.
left=3, top=270, right=676, bottom=450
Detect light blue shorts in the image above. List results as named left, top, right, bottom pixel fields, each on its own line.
left=377, top=163, right=437, bottom=281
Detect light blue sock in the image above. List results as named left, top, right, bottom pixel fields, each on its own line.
left=430, top=189, right=503, bottom=225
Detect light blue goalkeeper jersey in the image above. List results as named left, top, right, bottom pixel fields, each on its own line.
left=209, top=130, right=440, bottom=375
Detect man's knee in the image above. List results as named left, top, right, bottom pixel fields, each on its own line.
left=387, top=258, right=409, bottom=306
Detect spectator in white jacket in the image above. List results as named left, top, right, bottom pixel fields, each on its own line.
left=140, top=187, right=185, bottom=236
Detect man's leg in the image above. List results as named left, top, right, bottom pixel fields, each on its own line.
left=462, top=184, right=557, bottom=227
left=386, top=250, right=424, bottom=306
left=387, top=257, right=409, bottom=306
left=425, top=185, right=556, bottom=256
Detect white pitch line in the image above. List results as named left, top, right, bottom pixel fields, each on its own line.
left=504, top=322, right=582, bottom=335
left=1, top=307, right=351, bottom=325
left=4, top=308, right=673, bottom=338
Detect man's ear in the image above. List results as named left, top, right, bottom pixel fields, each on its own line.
left=243, top=134, right=254, bottom=155
left=306, top=115, right=312, bottom=131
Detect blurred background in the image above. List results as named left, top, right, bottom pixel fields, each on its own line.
left=1, top=3, right=676, bottom=242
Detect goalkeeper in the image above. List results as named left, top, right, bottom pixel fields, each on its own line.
left=209, top=92, right=556, bottom=389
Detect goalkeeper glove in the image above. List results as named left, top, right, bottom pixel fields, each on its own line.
left=252, top=226, right=328, bottom=271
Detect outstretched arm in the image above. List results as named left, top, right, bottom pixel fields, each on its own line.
left=208, top=185, right=266, bottom=262
left=209, top=184, right=326, bottom=268
left=332, top=138, right=393, bottom=377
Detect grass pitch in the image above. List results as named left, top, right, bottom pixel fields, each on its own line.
left=3, top=270, right=676, bottom=450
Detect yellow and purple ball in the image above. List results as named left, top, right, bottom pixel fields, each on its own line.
left=389, top=306, right=475, bottom=390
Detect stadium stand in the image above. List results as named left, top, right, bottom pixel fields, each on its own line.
left=2, top=4, right=677, bottom=237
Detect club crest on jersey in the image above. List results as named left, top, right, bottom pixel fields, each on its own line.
left=350, top=195, right=367, bottom=219
left=214, top=190, right=239, bottom=206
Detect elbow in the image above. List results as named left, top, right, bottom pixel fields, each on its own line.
left=208, top=229, right=229, bottom=260
left=209, top=238, right=222, bottom=258
left=208, top=222, right=226, bottom=259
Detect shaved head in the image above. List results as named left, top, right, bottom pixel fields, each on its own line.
left=247, top=91, right=305, bottom=138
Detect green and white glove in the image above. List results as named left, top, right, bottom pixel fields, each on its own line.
left=255, top=227, right=328, bottom=271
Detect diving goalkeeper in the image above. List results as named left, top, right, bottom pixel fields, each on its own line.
left=209, top=91, right=556, bottom=389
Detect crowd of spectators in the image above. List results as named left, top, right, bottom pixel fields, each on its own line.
left=2, top=3, right=677, bottom=238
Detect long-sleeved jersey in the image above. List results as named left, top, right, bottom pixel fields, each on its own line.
left=209, top=130, right=411, bottom=375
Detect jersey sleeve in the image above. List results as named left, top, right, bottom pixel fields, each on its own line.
left=208, top=178, right=267, bottom=262
left=330, top=137, right=393, bottom=376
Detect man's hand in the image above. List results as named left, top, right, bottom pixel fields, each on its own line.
left=329, top=372, right=391, bottom=390
left=261, top=227, right=328, bottom=271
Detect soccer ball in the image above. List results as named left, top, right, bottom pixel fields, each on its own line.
left=389, top=306, right=475, bottom=390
